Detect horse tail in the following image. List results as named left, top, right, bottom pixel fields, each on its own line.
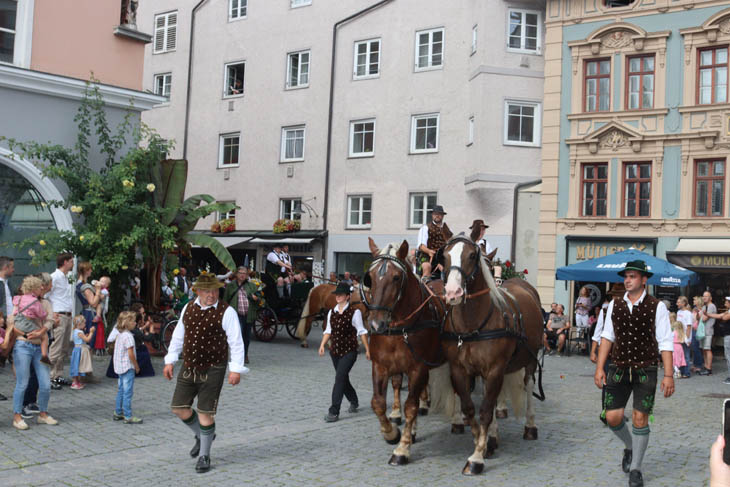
left=295, top=289, right=313, bottom=340
left=428, top=363, right=462, bottom=424
left=502, top=368, right=527, bottom=419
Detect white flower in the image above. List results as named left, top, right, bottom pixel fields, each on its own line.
left=28, top=249, right=36, bottom=257
left=70, top=205, right=83, bottom=213
left=146, top=183, right=156, bottom=192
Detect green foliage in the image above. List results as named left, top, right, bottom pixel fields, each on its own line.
left=494, top=259, right=527, bottom=280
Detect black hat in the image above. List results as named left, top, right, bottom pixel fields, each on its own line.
left=432, top=205, right=447, bottom=215
left=469, top=219, right=489, bottom=229
left=618, top=260, right=653, bottom=278
left=332, top=282, right=353, bottom=295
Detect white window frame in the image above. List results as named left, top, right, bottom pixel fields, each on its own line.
left=218, top=132, right=241, bottom=168
left=291, top=0, right=312, bottom=8
left=506, top=8, right=542, bottom=55
left=280, top=125, right=306, bottom=162
left=353, top=38, right=381, bottom=80
left=347, top=195, right=372, bottom=229
left=414, top=27, right=444, bottom=72
left=153, top=11, right=177, bottom=54
left=223, top=61, right=245, bottom=98
left=471, top=25, right=478, bottom=55
left=228, top=0, right=247, bottom=21
left=409, top=192, right=437, bottom=228
left=467, top=116, right=475, bottom=146
left=286, top=49, right=310, bottom=89
left=218, top=202, right=236, bottom=221
left=153, top=73, right=172, bottom=99
left=0, top=0, right=16, bottom=65
left=349, top=119, right=376, bottom=158
left=410, top=113, right=440, bottom=154
left=280, top=198, right=302, bottom=220
left=503, top=100, right=541, bottom=147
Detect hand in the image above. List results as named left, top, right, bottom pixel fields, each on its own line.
left=163, top=364, right=174, bottom=380
left=318, top=345, right=325, bottom=356
left=53, top=313, right=60, bottom=325
left=590, top=349, right=598, bottom=364
left=365, top=349, right=371, bottom=361
left=660, top=376, right=675, bottom=398
left=228, top=372, right=241, bottom=385
left=710, top=434, right=730, bottom=487
left=135, top=366, right=140, bottom=374
left=252, top=295, right=258, bottom=301
left=594, top=368, right=606, bottom=390
left=26, top=328, right=46, bottom=340
left=90, top=326, right=96, bottom=333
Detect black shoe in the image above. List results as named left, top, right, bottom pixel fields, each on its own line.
left=21, top=406, right=34, bottom=419
left=698, top=368, right=713, bottom=376
left=348, top=404, right=359, bottom=414
left=324, top=413, right=339, bottom=422
left=622, top=449, right=633, bottom=473
left=195, top=455, right=211, bottom=473
left=629, top=469, right=643, bottom=487
left=0, top=392, right=7, bottom=401
left=57, top=377, right=73, bottom=386
left=50, top=382, right=62, bottom=390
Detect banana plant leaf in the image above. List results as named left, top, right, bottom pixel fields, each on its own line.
left=183, top=233, right=236, bottom=272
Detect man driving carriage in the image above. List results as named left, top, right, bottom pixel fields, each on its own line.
left=416, top=204, right=452, bottom=280
left=265, top=245, right=292, bottom=298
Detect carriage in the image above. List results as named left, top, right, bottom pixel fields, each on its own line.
left=252, top=275, right=314, bottom=342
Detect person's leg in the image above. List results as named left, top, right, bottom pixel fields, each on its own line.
left=122, top=370, right=134, bottom=418
left=542, top=333, right=551, bottom=351
left=691, top=334, right=703, bottom=369
left=23, top=364, right=39, bottom=408
left=276, top=277, right=285, bottom=298
left=33, top=351, right=51, bottom=416
left=681, top=344, right=690, bottom=377
left=704, top=336, right=714, bottom=372
left=724, top=336, right=730, bottom=379
left=49, top=314, right=72, bottom=379
left=338, top=351, right=359, bottom=407
left=115, top=375, right=124, bottom=415
left=421, top=262, right=432, bottom=279
left=238, top=314, right=250, bottom=361
left=329, top=353, right=346, bottom=416
left=604, top=364, right=633, bottom=472
left=557, top=332, right=566, bottom=353
left=628, top=366, right=657, bottom=476
left=12, top=342, right=32, bottom=415
left=198, top=412, right=215, bottom=457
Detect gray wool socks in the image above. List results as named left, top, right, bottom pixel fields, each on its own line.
left=609, top=418, right=633, bottom=449
left=631, top=425, right=650, bottom=471
left=182, top=410, right=200, bottom=438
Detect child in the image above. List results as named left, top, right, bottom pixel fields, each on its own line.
left=12, top=276, right=51, bottom=365
left=113, top=311, right=142, bottom=424
left=671, top=312, right=687, bottom=379
left=318, top=282, right=370, bottom=422
left=69, top=315, right=95, bottom=390
left=91, top=277, right=111, bottom=356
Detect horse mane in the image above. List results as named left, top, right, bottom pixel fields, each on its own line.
left=478, top=247, right=506, bottom=310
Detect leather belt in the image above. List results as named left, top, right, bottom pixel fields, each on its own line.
left=56, top=311, right=72, bottom=316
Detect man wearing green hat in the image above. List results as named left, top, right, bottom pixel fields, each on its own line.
left=594, top=260, right=674, bottom=487
left=163, top=271, right=249, bottom=474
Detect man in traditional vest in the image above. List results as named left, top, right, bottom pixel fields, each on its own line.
left=594, top=260, right=674, bottom=487
left=163, top=272, right=248, bottom=474
left=417, top=205, right=452, bottom=279
left=265, top=245, right=292, bottom=298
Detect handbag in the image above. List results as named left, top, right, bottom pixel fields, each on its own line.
left=78, top=344, right=94, bottom=374
left=696, top=319, right=706, bottom=341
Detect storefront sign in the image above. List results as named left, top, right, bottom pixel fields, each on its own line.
left=668, top=254, right=730, bottom=269
left=575, top=243, right=649, bottom=261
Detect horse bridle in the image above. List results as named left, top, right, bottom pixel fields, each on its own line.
left=443, top=236, right=482, bottom=295
left=360, top=254, right=408, bottom=314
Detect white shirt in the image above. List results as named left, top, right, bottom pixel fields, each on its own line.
left=478, top=238, right=493, bottom=255
left=324, top=302, right=368, bottom=337
left=591, top=307, right=606, bottom=345
left=417, top=224, right=430, bottom=249
left=47, top=268, right=74, bottom=313
left=600, top=290, right=673, bottom=352
left=0, top=277, right=11, bottom=317
left=164, top=298, right=249, bottom=374
left=107, top=326, right=119, bottom=343
left=677, top=308, right=694, bottom=345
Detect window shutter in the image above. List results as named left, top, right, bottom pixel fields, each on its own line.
left=154, top=15, right=165, bottom=52
left=166, top=13, right=177, bottom=51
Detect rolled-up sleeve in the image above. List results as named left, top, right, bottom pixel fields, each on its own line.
left=352, top=309, right=367, bottom=336
left=417, top=225, right=429, bottom=248
left=592, top=309, right=605, bottom=344
left=655, top=301, right=674, bottom=352
left=600, top=301, right=616, bottom=343
left=222, top=306, right=248, bottom=374
left=324, top=310, right=332, bottom=335
left=164, top=304, right=187, bottom=365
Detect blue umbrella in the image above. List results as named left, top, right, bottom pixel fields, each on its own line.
left=556, top=248, right=699, bottom=287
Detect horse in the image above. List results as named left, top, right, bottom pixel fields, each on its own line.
left=362, top=238, right=462, bottom=466
left=438, top=230, right=544, bottom=475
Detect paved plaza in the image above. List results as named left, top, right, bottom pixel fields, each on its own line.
left=0, top=331, right=719, bottom=486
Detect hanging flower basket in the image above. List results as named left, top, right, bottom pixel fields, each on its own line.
left=273, top=219, right=300, bottom=234
left=219, top=218, right=235, bottom=233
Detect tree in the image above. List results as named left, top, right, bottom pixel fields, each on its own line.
left=3, top=82, right=237, bottom=312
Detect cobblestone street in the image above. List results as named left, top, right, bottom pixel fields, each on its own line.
left=0, top=332, right=718, bottom=486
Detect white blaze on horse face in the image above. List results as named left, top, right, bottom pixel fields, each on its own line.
left=444, top=242, right=465, bottom=304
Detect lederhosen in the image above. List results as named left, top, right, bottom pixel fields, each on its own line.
left=170, top=302, right=229, bottom=415
left=603, top=294, right=660, bottom=415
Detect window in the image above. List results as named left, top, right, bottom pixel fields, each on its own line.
left=415, top=28, right=443, bottom=71
left=291, top=0, right=312, bottom=7
left=409, top=192, right=437, bottom=227
left=353, top=39, right=380, bottom=79
left=280, top=199, right=302, bottom=220
left=0, top=0, right=17, bottom=64
left=347, top=195, right=372, bottom=228
left=218, top=203, right=236, bottom=221
left=287, top=50, right=310, bottom=88
left=626, top=55, right=654, bottom=109
left=281, top=126, right=305, bottom=162
left=349, top=119, right=375, bottom=157
left=410, top=113, right=439, bottom=153
left=581, top=163, right=608, bottom=217
left=694, top=159, right=725, bottom=217
left=698, top=46, right=728, bottom=105
left=468, top=116, right=475, bottom=145
left=604, top=0, right=636, bottom=6
left=508, top=9, right=540, bottom=53
left=585, top=59, right=610, bottom=112
left=471, top=25, right=477, bottom=55
left=219, top=133, right=240, bottom=168
left=623, top=162, right=651, bottom=217
left=154, top=73, right=172, bottom=99
left=504, top=100, right=540, bottom=146
left=224, top=62, right=245, bottom=97
left=153, top=11, right=177, bottom=54
left=229, top=0, right=247, bottom=20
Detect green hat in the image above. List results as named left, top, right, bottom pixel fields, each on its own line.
left=192, top=271, right=224, bottom=290
left=332, top=282, right=353, bottom=295
left=618, top=260, right=653, bottom=278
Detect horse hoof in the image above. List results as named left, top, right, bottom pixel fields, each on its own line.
left=389, top=454, right=409, bottom=466
left=523, top=426, right=538, bottom=440
left=390, top=417, right=402, bottom=425
left=495, top=409, right=508, bottom=419
left=418, top=408, right=429, bottom=416
left=385, top=428, right=401, bottom=445
left=451, top=424, right=465, bottom=434
left=411, top=433, right=416, bottom=444
left=486, top=436, right=498, bottom=458
left=462, top=460, right=485, bottom=476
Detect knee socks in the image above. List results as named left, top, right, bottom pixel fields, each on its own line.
left=609, top=417, right=633, bottom=449
left=277, top=285, right=284, bottom=298
left=182, top=410, right=200, bottom=438
left=200, top=423, right=216, bottom=457
left=630, top=425, right=650, bottom=471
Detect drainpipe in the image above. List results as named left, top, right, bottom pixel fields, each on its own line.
left=183, top=0, right=209, bottom=159
left=510, top=178, right=541, bottom=262
left=322, top=0, right=394, bottom=270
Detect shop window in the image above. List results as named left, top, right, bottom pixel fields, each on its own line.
left=698, top=46, right=728, bottom=105
left=623, top=162, right=651, bottom=217
left=581, top=163, right=608, bottom=217
left=585, top=59, right=610, bottom=112
left=694, top=159, right=725, bottom=217
left=626, top=55, right=654, bottom=110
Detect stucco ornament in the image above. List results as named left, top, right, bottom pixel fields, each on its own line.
left=719, top=18, right=730, bottom=35
left=599, top=130, right=628, bottom=151
left=601, top=31, right=633, bottom=48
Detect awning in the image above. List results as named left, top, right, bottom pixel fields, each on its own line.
left=247, top=237, right=314, bottom=244
left=666, top=238, right=730, bottom=271
left=191, top=236, right=250, bottom=248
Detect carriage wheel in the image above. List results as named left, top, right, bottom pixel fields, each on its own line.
left=284, top=305, right=303, bottom=339
left=254, top=307, right=278, bottom=342
left=161, top=319, right=177, bottom=353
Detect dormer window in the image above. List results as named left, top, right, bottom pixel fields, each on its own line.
left=604, top=0, right=635, bottom=7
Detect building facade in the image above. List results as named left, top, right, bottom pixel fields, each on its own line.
left=138, top=0, right=545, bottom=277
left=539, top=0, right=730, bottom=307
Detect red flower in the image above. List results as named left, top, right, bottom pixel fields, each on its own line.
left=523, top=269, right=528, bottom=274
left=505, top=260, right=511, bottom=268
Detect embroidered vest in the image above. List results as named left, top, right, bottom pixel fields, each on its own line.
left=610, top=294, right=660, bottom=368
left=427, top=222, right=453, bottom=251
left=182, top=301, right=229, bottom=371
left=330, top=305, right=358, bottom=358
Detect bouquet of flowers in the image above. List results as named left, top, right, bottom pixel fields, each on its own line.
left=249, top=276, right=266, bottom=307
left=273, top=219, right=300, bottom=233
left=493, top=259, right=528, bottom=281
left=219, top=218, right=235, bottom=233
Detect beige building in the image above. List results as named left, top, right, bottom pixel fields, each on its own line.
left=139, top=0, right=545, bottom=276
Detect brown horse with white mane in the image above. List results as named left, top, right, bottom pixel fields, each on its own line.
left=438, top=230, right=544, bottom=476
